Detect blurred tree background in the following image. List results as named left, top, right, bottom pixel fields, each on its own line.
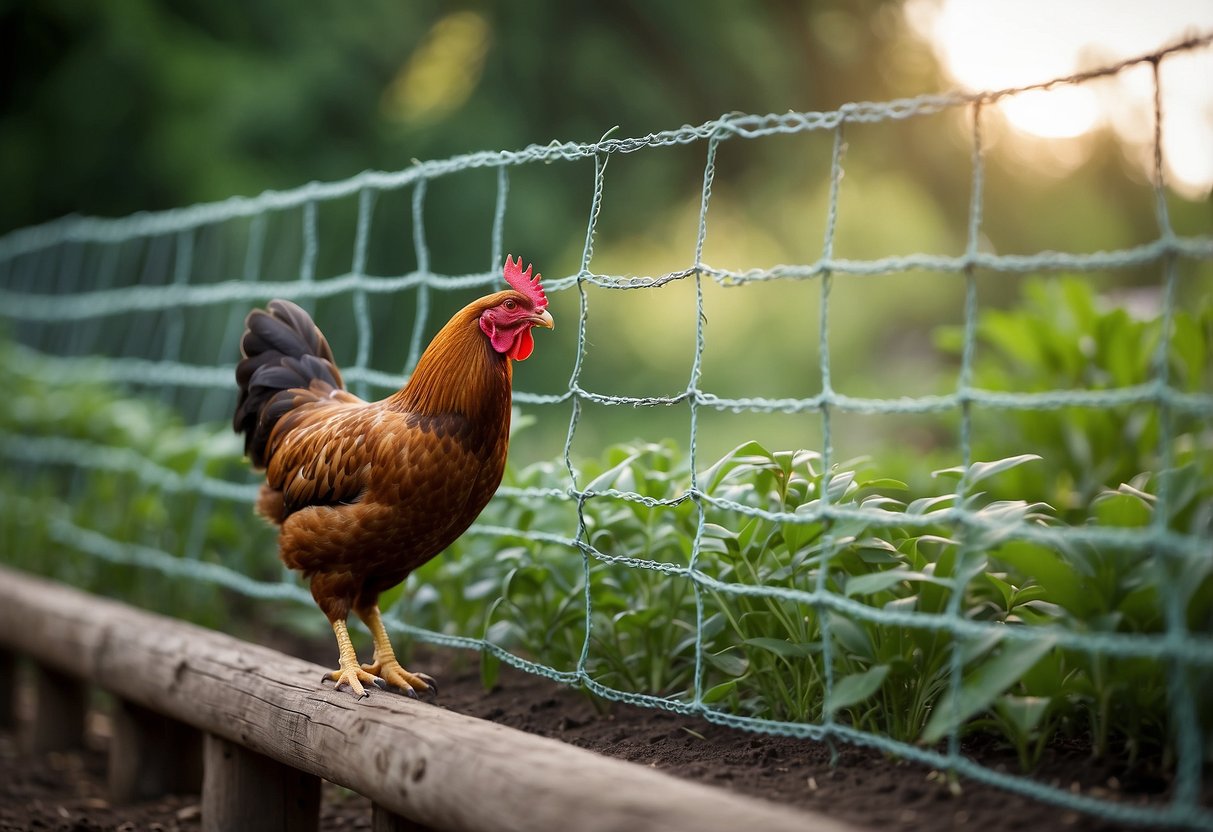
left=1, top=0, right=1209, bottom=466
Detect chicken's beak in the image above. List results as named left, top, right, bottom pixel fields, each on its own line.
left=530, top=308, right=555, bottom=330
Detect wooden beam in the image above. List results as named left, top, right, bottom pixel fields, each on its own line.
left=23, top=662, right=88, bottom=754
left=202, top=733, right=320, bottom=832
left=373, top=804, right=438, bottom=832
left=0, top=649, right=15, bottom=729
left=0, top=566, right=857, bottom=832
left=109, top=698, right=203, bottom=803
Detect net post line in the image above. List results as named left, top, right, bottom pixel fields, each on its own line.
left=1147, top=53, right=1203, bottom=815
left=0, top=31, right=1208, bottom=262
left=10, top=420, right=1208, bottom=568
left=560, top=142, right=610, bottom=685
left=686, top=129, right=722, bottom=708
left=5, top=233, right=1213, bottom=326
left=13, top=345, right=1213, bottom=417
left=810, top=120, right=848, bottom=746
left=404, top=177, right=432, bottom=374
left=940, top=95, right=988, bottom=772
left=350, top=186, right=377, bottom=400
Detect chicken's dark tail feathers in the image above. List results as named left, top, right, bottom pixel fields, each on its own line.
left=233, top=299, right=344, bottom=468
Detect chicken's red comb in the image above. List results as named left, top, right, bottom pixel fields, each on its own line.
left=503, top=255, right=547, bottom=309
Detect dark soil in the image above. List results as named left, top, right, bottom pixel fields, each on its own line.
left=1, top=640, right=1206, bottom=832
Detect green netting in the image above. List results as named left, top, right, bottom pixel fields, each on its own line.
left=2, top=35, right=1212, bottom=829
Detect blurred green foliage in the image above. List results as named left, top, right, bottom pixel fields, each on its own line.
left=3, top=2, right=1210, bottom=465
left=0, top=337, right=282, bottom=634
left=1, top=0, right=918, bottom=235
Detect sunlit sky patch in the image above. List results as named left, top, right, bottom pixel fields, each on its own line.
left=904, top=0, right=1213, bottom=198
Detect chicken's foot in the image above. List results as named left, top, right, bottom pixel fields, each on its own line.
left=323, top=619, right=379, bottom=698
left=357, top=605, right=437, bottom=698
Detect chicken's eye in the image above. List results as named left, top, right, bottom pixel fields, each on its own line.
left=504, top=299, right=517, bottom=310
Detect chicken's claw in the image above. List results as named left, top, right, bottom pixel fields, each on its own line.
left=361, top=659, right=437, bottom=699
left=414, top=672, right=439, bottom=696
left=373, top=677, right=418, bottom=698
left=324, top=665, right=379, bottom=699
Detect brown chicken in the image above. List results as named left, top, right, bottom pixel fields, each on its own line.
left=233, top=257, right=553, bottom=698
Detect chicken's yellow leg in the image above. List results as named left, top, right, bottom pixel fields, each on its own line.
left=324, top=619, right=379, bottom=699
left=356, top=605, right=436, bottom=697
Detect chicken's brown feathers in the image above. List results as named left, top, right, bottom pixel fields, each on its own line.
left=265, top=403, right=374, bottom=520
left=232, top=281, right=550, bottom=636
left=233, top=299, right=346, bottom=468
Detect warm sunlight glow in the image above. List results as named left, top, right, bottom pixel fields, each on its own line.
left=1001, top=88, right=1101, bottom=140
left=905, top=0, right=1213, bottom=198
left=382, top=11, right=491, bottom=125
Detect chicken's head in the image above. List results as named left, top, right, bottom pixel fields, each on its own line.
left=479, top=255, right=554, bottom=361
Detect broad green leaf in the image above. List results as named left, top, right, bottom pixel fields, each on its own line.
left=1010, top=584, right=1048, bottom=607
left=921, top=635, right=1058, bottom=744
left=992, top=541, right=1089, bottom=616
left=829, top=613, right=874, bottom=660
left=582, top=452, right=640, bottom=492
left=700, top=612, right=727, bottom=641
left=1171, top=313, right=1206, bottom=390
left=826, top=470, right=857, bottom=502
left=736, top=517, right=763, bottom=551
left=701, top=680, right=738, bottom=704
left=857, top=545, right=903, bottom=565
left=847, top=568, right=946, bottom=597
left=697, top=537, right=735, bottom=556
left=859, top=495, right=905, bottom=511
left=706, top=650, right=749, bottom=677
left=702, top=440, right=774, bottom=493
left=702, top=522, right=737, bottom=540
left=826, top=664, right=890, bottom=714
left=855, top=537, right=898, bottom=555
left=783, top=520, right=824, bottom=555
left=1091, top=488, right=1152, bottom=528
left=907, top=494, right=957, bottom=515
left=957, top=628, right=1004, bottom=665
left=984, top=573, right=1014, bottom=609
left=846, top=569, right=915, bottom=597
left=934, top=454, right=1042, bottom=487
left=858, top=477, right=909, bottom=492
left=994, top=695, right=1052, bottom=737
left=743, top=637, right=819, bottom=659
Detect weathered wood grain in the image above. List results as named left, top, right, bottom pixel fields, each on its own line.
left=372, top=804, right=437, bottom=832
left=202, top=732, right=320, bottom=832
left=0, top=650, right=15, bottom=729
left=23, top=662, right=88, bottom=754
left=109, top=698, right=203, bottom=803
left=0, top=566, right=858, bottom=832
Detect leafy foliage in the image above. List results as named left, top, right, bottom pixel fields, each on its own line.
left=939, top=277, right=1213, bottom=521
left=0, top=341, right=280, bottom=632
left=1, top=277, right=1210, bottom=771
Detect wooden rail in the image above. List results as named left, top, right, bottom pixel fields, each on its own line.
left=0, top=566, right=857, bottom=832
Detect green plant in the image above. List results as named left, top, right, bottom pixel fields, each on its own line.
left=2, top=275, right=1209, bottom=773
left=938, top=276, right=1213, bottom=519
